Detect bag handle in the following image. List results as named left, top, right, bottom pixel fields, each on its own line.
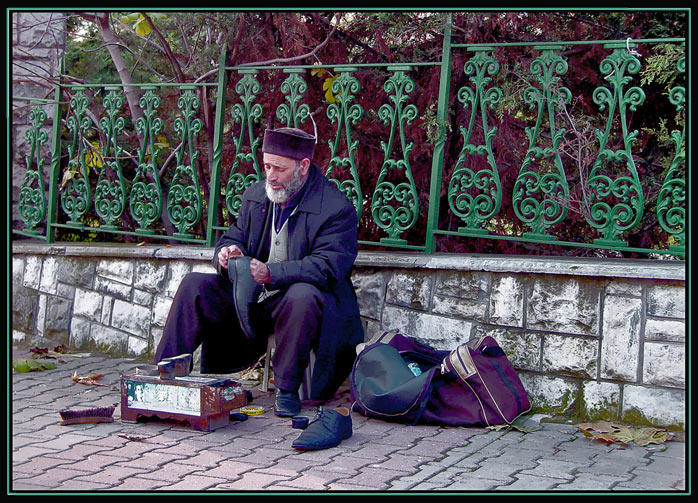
left=442, top=344, right=477, bottom=381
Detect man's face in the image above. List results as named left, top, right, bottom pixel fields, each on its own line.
left=263, top=153, right=309, bottom=204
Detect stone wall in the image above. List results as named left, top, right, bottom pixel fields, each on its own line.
left=11, top=242, right=686, bottom=430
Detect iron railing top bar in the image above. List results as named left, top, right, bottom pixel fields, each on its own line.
left=432, top=229, right=683, bottom=257
left=228, top=62, right=442, bottom=71
left=51, top=82, right=219, bottom=89
left=12, top=96, right=61, bottom=104
left=450, top=37, right=686, bottom=49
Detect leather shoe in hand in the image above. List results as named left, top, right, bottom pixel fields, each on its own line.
left=274, top=388, right=301, bottom=417
left=291, top=407, right=352, bottom=450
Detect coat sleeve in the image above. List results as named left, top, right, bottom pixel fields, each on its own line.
left=266, top=196, right=358, bottom=292
left=211, top=191, right=253, bottom=278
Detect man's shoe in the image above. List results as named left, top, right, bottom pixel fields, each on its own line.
left=228, top=256, right=262, bottom=340
left=274, top=388, right=301, bottom=417
left=291, top=407, right=352, bottom=450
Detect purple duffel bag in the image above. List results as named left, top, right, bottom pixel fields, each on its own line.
left=350, top=331, right=531, bottom=427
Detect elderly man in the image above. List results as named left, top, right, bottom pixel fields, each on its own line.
left=153, top=127, right=364, bottom=418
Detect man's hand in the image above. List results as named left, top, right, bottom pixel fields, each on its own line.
left=218, top=245, right=243, bottom=269
left=250, top=258, right=271, bottom=284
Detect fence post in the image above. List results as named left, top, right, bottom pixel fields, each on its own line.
left=424, top=14, right=453, bottom=254
left=206, top=46, right=229, bottom=247
left=45, top=59, right=65, bottom=244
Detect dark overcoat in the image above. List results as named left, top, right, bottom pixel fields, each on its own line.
left=211, top=163, right=364, bottom=400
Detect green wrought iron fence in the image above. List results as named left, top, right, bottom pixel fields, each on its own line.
left=13, top=19, right=686, bottom=258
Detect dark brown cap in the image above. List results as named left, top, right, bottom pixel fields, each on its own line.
left=262, top=127, right=316, bottom=160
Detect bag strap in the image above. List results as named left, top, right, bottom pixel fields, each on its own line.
left=376, top=330, right=401, bottom=345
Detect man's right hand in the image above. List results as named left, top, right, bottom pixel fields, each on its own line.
left=218, top=245, right=243, bottom=269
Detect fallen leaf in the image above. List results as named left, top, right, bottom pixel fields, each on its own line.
left=12, top=359, right=57, bottom=373
left=576, top=420, right=670, bottom=446
left=118, top=433, right=148, bottom=442
left=487, top=414, right=542, bottom=433
left=72, top=370, right=107, bottom=386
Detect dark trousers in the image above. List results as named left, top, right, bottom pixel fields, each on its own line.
left=153, top=272, right=324, bottom=392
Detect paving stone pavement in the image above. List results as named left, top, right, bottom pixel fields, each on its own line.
left=10, top=352, right=687, bottom=494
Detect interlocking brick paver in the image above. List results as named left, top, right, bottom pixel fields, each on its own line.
left=197, top=459, right=263, bottom=480
left=369, top=452, right=427, bottom=473
left=110, top=476, right=171, bottom=491
left=551, top=472, right=633, bottom=490
left=13, top=467, right=88, bottom=488
left=157, top=474, right=230, bottom=491
left=70, top=464, right=152, bottom=487
left=11, top=352, right=687, bottom=494
left=333, top=466, right=406, bottom=490
left=218, top=471, right=297, bottom=490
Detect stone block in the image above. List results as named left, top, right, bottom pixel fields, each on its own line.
left=489, top=275, right=524, bottom=327
left=165, top=262, right=192, bottom=297
left=97, top=258, right=133, bottom=284
left=642, top=342, right=684, bottom=388
left=133, top=289, right=154, bottom=306
left=73, top=288, right=103, bottom=321
left=56, top=258, right=95, bottom=288
left=127, top=335, right=149, bottom=356
left=600, top=296, right=642, bottom=382
left=38, top=256, right=58, bottom=294
left=192, top=262, right=216, bottom=274
left=605, top=280, right=642, bottom=296
left=622, top=385, right=684, bottom=429
left=101, top=296, right=114, bottom=325
left=134, top=262, right=167, bottom=292
left=95, top=276, right=132, bottom=300
left=431, top=295, right=487, bottom=321
left=111, top=299, right=151, bottom=337
left=13, top=256, right=24, bottom=284
left=69, top=317, right=91, bottom=349
left=527, top=277, right=600, bottom=335
left=22, top=256, right=41, bottom=289
left=382, top=305, right=472, bottom=350
left=12, top=284, right=37, bottom=332
left=471, top=326, right=540, bottom=371
left=44, top=296, right=72, bottom=342
left=386, top=270, right=432, bottom=311
left=581, top=381, right=621, bottom=421
left=89, top=325, right=129, bottom=354
left=644, top=318, right=685, bottom=342
left=434, top=270, right=489, bottom=299
left=517, top=373, right=579, bottom=415
left=432, top=271, right=489, bottom=322
left=352, top=271, right=388, bottom=320
left=542, top=334, right=598, bottom=378
left=647, top=283, right=685, bottom=318
left=151, top=295, right=173, bottom=328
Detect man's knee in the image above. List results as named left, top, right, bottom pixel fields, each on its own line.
left=282, top=283, right=324, bottom=313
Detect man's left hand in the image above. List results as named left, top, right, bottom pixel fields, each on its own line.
left=250, top=258, right=271, bottom=284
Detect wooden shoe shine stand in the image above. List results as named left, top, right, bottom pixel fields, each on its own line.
left=120, top=354, right=248, bottom=431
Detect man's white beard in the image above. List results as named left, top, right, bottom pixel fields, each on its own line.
left=265, top=164, right=304, bottom=204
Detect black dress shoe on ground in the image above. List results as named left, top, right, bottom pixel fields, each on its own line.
left=274, top=388, right=301, bottom=417
left=291, top=407, right=352, bottom=450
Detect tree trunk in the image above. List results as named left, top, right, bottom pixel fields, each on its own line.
left=94, top=13, right=144, bottom=126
